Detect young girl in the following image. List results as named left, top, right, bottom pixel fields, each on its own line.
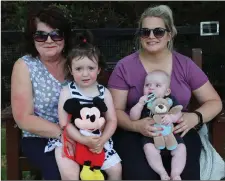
left=46, top=31, right=122, bottom=180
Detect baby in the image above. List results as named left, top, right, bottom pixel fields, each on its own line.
left=130, top=70, right=186, bottom=180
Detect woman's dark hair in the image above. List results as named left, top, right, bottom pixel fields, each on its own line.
left=24, top=5, right=72, bottom=57
left=65, top=30, right=106, bottom=81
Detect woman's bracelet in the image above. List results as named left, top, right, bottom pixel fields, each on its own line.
left=193, top=111, right=203, bottom=131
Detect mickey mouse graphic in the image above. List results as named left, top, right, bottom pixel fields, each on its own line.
left=63, top=96, right=108, bottom=180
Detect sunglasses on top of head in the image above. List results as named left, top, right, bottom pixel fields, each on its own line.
left=33, top=29, right=64, bottom=42
left=139, top=27, right=170, bottom=39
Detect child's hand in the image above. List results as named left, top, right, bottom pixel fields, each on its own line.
left=89, top=144, right=104, bottom=154
left=89, top=137, right=105, bottom=154
left=83, top=136, right=100, bottom=149
left=161, top=114, right=173, bottom=125
left=138, top=95, right=148, bottom=106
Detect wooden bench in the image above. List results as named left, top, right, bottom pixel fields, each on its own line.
left=1, top=107, right=42, bottom=180
left=2, top=48, right=225, bottom=180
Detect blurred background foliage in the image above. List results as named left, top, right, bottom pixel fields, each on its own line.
left=1, top=1, right=225, bottom=30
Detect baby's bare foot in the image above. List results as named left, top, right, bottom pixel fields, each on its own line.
left=160, top=174, right=170, bottom=180
left=171, top=175, right=181, bottom=180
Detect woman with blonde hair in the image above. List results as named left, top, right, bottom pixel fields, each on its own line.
left=108, top=5, right=222, bottom=180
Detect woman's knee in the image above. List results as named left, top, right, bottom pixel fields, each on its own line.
left=181, top=131, right=201, bottom=179
left=184, top=130, right=201, bottom=158
left=184, top=130, right=201, bottom=148
left=122, top=154, right=159, bottom=180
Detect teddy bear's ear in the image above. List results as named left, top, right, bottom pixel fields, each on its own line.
left=63, top=98, right=81, bottom=114
left=93, top=97, right=108, bottom=112
left=166, top=98, right=173, bottom=107
left=169, top=105, right=183, bottom=114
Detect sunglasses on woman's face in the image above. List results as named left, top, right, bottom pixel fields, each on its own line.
left=33, top=29, right=64, bottom=42
left=139, top=28, right=170, bottom=39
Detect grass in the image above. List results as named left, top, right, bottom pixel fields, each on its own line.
left=1, top=128, right=34, bottom=180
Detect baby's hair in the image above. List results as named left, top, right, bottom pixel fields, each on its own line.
left=65, top=30, right=106, bottom=81
left=146, top=70, right=171, bottom=85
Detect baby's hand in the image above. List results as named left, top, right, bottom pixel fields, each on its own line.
left=138, top=95, right=148, bottom=106
left=161, top=114, right=173, bottom=125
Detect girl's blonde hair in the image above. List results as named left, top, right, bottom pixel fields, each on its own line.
left=136, top=5, right=177, bottom=51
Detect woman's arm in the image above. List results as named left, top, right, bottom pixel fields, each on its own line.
left=174, top=81, right=222, bottom=136
left=109, top=88, right=139, bottom=132
left=11, top=59, right=61, bottom=138
left=193, top=81, right=222, bottom=123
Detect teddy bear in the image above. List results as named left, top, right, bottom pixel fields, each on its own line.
left=146, top=97, right=183, bottom=150
left=63, top=96, right=108, bottom=180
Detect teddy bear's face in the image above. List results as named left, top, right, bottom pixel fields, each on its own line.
left=147, top=98, right=173, bottom=115
left=154, top=104, right=169, bottom=114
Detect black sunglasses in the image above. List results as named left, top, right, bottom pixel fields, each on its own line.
left=33, top=29, right=64, bottom=42
left=139, top=28, right=170, bottom=39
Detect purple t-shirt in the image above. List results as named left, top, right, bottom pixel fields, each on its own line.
left=108, top=51, right=208, bottom=112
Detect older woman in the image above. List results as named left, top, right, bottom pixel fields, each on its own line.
left=11, top=5, right=72, bottom=179
left=108, top=5, right=222, bottom=180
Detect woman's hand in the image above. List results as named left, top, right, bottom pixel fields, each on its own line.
left=135, top=117, right=163, bottom=137
left=173, top=112, right=199, bottom=137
